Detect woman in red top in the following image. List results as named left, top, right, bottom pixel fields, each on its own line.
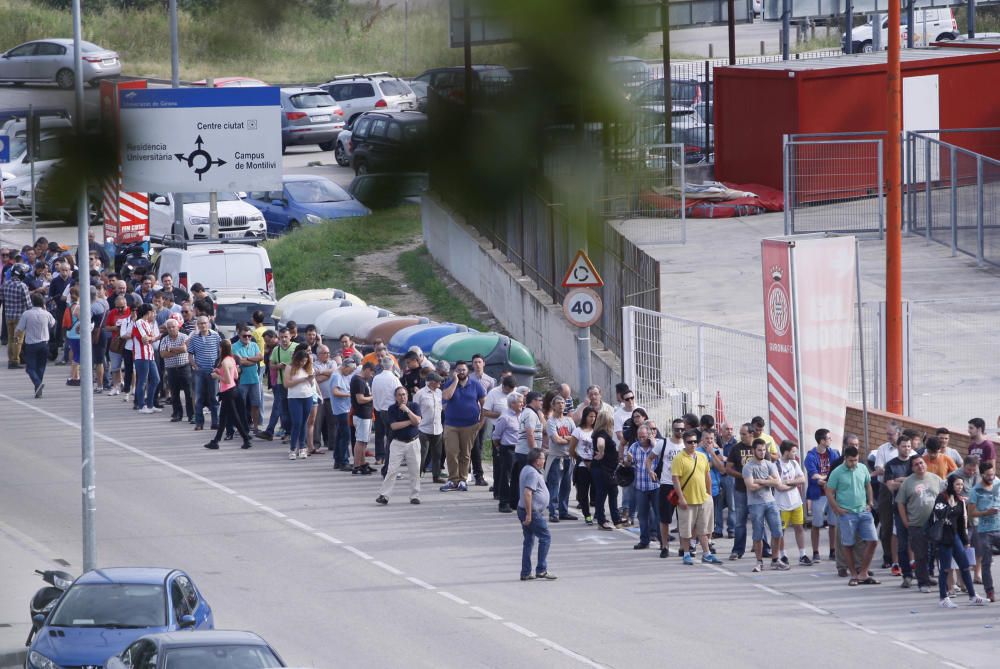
left=205, top=338, right=253, bottom=450
left=131, top=303, right=161, bottom=413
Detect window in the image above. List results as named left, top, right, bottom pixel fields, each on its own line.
left=48, top=583, right=167, bottom=627
left=353, top=117, right=372, bottom=138
left=267, top=189, right=284, bottom=202
left=170, top=580, right=191, bottom=619
left=175, top=575, right=199, bottom=613
left=369, top=119, right=388, bottom=138
left=7, top=43, right=37, bottom=57
left=379, top=80, right=411, bottom=97
left=34, top=42, right=66, bottom=56
left=386, top=122, right=402, bottom=141
left=290, top=93, right=336, bottom=109
left=247, top=191, right=268, bottom=201
left=36, top=136, right=65, bottom=161
left=354, top=83, right=375, bottom=97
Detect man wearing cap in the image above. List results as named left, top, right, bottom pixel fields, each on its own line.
left=414, top=372, right=445, bottom=482
left=440, top=360, right=486, bottom=492
left=327, top=358, right=356, bottom=470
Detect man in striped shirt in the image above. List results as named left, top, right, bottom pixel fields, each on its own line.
left=159, top=318, right=193, bottom=423
left=188, top=316, right=221, bottom=431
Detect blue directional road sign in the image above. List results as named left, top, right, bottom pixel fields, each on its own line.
left=0, top=136, right=9, bottom=163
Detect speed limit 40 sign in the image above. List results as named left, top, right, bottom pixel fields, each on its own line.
left=562, top=288, right=603, bottom=328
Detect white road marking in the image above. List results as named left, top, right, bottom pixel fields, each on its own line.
left=892, top=640, right=928, bottom=655
left=470, top=606, right=503, bottom=620
left=286, top=518, right=314, bottom=532
left=704, top=565, right=736, bottom=576
left=942, top=661, right=967, bottom=669
left=536, top=639, right=607, bottom=669
left=373, top=560, right=404, bottom=575
left=798, top=602, right=831, bottom=615
left=406, top=576, right=436, bottom=590
left=844, top=620, right=877, bottom=635
left=313, top=532, right=342, bottom=545
left=753, top=583, right=783, bottom=595
left=503, top=622, right=537, bottom=638
left=0, top=392, right=608, bottom=669
left=438, top=591, right=469, bottom=605
left=342, top=545, right=373, bottom=560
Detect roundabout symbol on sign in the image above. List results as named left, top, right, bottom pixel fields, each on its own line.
left=175, top=135, right=227, bottom=181
left=562, top=288, right=603, bottom=328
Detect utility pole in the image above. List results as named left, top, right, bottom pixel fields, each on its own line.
left=72, top=0, right=97, bottom=573
left=885, top=0, right=904, bottom=415
left=169, top=0, right=184, bottom=241
left=661, top=0, right=672, bottom=144
left=207, top=76, right=219, bottom=239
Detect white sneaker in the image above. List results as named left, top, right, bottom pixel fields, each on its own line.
left=752, top=561, right=764, bottom=573
left=151, top=406, right=163, bottom=413
left=297, top=450, right=308, bottom=459
left=139, top=407, right=155, bottom=414
left=288, top=452, right=297, bottom=460
left=939, top=597, right=958, bottom=609
left=969, top=595, right=988, bottom=606
left=109, top=387, right=120, bottom=397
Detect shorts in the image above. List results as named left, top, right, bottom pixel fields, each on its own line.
left=657, top=484, right=675, bottom=519
left=353, top=416, right=372, bottom=443
left=810, top=496, right=837, bottom=528
left=837, top=510, right=878, bottom=546
left=750, top=502, right=783, bottom=542
left=238, top=383, right=262, bottom=408
left=110, top=351, right=124, bottom=372
left=67, top=337, right=81, bottom=363
left=677, top=497, right=714, bottom=538
left=780, top=506, right=804, bottom=529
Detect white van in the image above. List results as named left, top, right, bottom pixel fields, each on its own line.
left=844, top=8, right=957, bottom=53
left=153, top=243, right=276, bottom=298
left=147, top=191, right=267, bottom=240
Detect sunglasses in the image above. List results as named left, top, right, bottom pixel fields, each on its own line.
left=684, top=440, right=698, bottom=445
left=623, top=395, right=635, bottom=401
left=240, top=335, right=252, bottom=339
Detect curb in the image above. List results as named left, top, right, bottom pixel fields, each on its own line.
left=0, top=648, right=25, bottom=669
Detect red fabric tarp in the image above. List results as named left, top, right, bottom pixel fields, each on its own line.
left=638, top=182, right=784, bottom=219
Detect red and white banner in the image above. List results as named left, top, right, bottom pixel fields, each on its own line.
left=101, top=79, right=149, bottom=244
left=761, top=239, right=799, bottom=444
left=761, top=236, right=857, bottom=452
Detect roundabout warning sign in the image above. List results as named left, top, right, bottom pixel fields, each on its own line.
left=119, top=87, right=281, bottom=192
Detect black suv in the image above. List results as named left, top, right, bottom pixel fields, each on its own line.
left=349, top=110, right=428, bottom=175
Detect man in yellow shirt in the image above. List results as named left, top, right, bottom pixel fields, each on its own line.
left=751, top=416, right=779, bottom=461
left=672, top=429, right=722, bottom=565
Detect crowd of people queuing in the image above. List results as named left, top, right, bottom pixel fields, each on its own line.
left=2, top=237, right=1000, bottom=594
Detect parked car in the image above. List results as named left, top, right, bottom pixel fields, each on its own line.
left=843, top=7, right=957, bottom=52
left=347, top=172, right=428, bottom=209
left=107, top=630, right=286, bottom=669
left=13, top=169, right=102, bottom=224
left=406, top=78, right=429, bottom=112
left=349, top=110, right=428, bottom=175
left=244, top=174, right=370, bottom=236
left=0, top=107, right=69, bottom=136
left=608, top=56, right=651, bottom=92
left=279, top=87, right=344, bottom=153
left=208, top=288, right=277, bottom=338
left=192, top=76, right=267, bottom=88
left=147, top=191, right=267, bottom=240
left=26, top=567, right=214, bottom=669
left=0, top=38, right=121, bottom=89
left=334, top=120, right=354, bottom=167
left=630, top=77, right=705, bottom=110
left=0, top=128, right=68, bottom=180
left=411, top=64, right=512, bottom=102
left=153, top=242, right=275, bottom=297
left=319, top=73, right=417, bottom=124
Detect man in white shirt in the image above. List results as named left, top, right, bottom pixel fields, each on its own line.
left=372, top=355, right=402, bottom=469
left=312, top=345, right=336, bottom=452
left=415, top=373, right=445, bottom=482
left=873, top=421, right=901, bottom=568
left=482, top=375, right=516, bottom=495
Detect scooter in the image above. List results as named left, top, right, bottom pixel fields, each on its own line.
left=25, top=569, right=73, bottom=646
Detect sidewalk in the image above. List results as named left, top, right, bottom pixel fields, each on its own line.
left=0, top=521, right=68, bottom=668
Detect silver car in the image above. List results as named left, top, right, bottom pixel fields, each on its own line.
left=280, top=87, right=345, bottom=153
left=319, top=73, right=417, bottom=124
left=0, top=39, right=121, bottom=89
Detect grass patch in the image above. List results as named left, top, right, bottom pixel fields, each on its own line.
left=263, top=204, right=419, bottom=299
left=398, top=245, right=488, bottom=332
left=0, top=0, right=523, bottom=81
left=792, top=33, right=842, bottom=53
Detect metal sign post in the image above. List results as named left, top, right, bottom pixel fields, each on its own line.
left=28, top=104, right=37, bottom=242
left=562, top=251, right=604, bottom=398
left=169, top=0, right=184, bottom=240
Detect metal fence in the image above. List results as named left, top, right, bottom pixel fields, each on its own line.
left=601, top=144, right=687, bottom=243
left=904, top=129, right=1000, bottom=268
left=783, top=132, right=885, bottom=236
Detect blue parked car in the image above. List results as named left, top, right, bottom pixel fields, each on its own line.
left=245, top=174, right=370, bottom=236
left=27, top=567, right=214, bottom=669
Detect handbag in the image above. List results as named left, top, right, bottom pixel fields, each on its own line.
left=926, top=503, right=948, bottom=543
left=613, top=463, right=635, bottom=488
left=668, top=451, right=701, bottom=506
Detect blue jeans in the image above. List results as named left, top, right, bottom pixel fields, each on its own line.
left=331, top=412, right=351, bottom=466
left=749, top=502, right=783, bottom=542
left=545, top=456, right=573, bottom=518
left=634, top=487, right=661, bottom=546
left=192, top=369, right=219, bottom=428
left=133, top=359, right=160, bottom=410
left=23, top=341, right=48, bottom=389
left=719, top=476, right=736, bottom=535
left=264, top=384, right=288, bottom=435
left=938, top=532, right=976, bottom=600
left=893, top=510, right=914, bottom=579
left=621, top=481, right=635, bottom=517
left=288, top=397, right=313, bottom=451
left=516, top=507, right=551, bottom=577
left=733, top=490, right=749, bottom=556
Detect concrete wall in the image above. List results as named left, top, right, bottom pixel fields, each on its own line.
left=843, top=405, right=971, bottom=455
left=422, top=194, right=620, bottom=394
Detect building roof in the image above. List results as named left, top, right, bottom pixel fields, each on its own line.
left=720, top=47, right=997, bottom=72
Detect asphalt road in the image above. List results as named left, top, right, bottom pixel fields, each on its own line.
left=1, top=369, right=998, bottom=668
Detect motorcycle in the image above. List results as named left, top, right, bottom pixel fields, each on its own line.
left=25, top=569, right=73, bottom=646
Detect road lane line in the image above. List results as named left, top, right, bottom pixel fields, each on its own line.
left=892, top=640, right=928, bottom=655
left=798, top=602, right=831, bottom=615
left=438, top=591, right=469, bottom=605
left=753, top=583, right=783, bottom=595
left=343, top=545, right=373, bottom=560
left=373, top=560, right=404, bottom=575
left=503, top=622, right=537, bottom=638
left=704, top=564, right=736, bottom=576
left=942, top=662, right=967, bottom=669
left=257, top=505, right=286, bottom=519
left=406, top=576, right=436, bottom=590
left=286, top=518, right=314, bottom=532
left=313, top=532, right=343, bottom=545
left=237, top=495, right=261, bottom=506
left=844, top=620, right=877, bottom=635
left=536, top=639, right=607, bottom=669
left=470, top=606, right=503, bottom=620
